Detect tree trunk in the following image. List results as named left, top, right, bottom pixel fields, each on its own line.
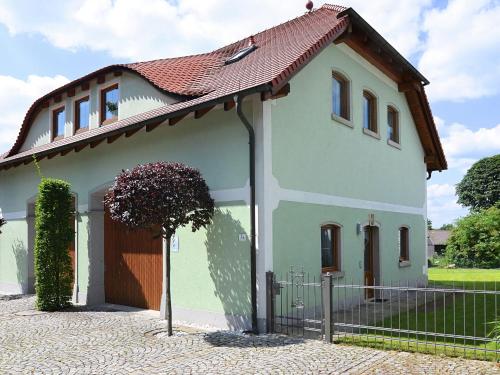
left=166, top=236, right=173, bottom=336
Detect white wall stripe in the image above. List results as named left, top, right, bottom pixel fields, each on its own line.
left=211, top=184, right=250, bottom=205
left=277, top=188, right=425, bottom=216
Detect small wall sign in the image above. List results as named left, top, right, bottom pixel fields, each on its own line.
left=239, top=233, right=247, bottom=242
left=171, top=235, right=179, bottom=252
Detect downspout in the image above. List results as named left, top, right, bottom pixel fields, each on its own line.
left=235, top=94, right=258, bottom=333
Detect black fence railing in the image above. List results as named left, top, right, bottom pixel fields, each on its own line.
left=266, top=268, right=500, bottom=362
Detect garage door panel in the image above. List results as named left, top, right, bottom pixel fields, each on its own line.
left=104, top=211, right=162, bottom=310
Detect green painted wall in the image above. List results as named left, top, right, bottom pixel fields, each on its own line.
left=273, top=201, right=426, bottom=283
left=171, top=203, right=251, bottom=315
left=0, top=102, right=252, bottom=319
left=0, top=219, right=28, bottom=288
left=271, top=44, right=426, bottom=208
left=270, top=43, right=427, bottom=282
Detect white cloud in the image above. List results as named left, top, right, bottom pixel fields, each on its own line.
left=437, top=119, right=500, bottom=172
left=0, top=0, right=433, bottom=61
left=427, top=183, right=468, bottom=227
left=0, top=75, right=70, bottom=154
left=427, top=183, right=455, bottom=199
left=0, top=0, right=309, bottom=60
left=419, top=0, right=500, bottom=101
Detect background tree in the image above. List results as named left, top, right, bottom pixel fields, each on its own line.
left=35, top=178, right=74, bottom=310
left=440, top=223, right=454, bottom=230
left=456, top=154, right=500, bottom=211
left=445, top=205, right=500, bottom=269
left=104, top=162, right=214, bottom=336
left=427, top=219, right=433, bottom=230
left=0, top=218, right=5, bottom=234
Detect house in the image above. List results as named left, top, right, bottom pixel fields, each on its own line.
left=0, top=5, right=446, bottom=332
left=427, top=230, right=451, bottom=258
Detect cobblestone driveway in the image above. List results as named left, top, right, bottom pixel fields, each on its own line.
left=0, top=296, right=498, bottom=374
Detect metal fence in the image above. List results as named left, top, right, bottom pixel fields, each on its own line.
left=266, top=268, right=500, bottom=362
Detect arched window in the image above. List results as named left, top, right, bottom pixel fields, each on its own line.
left=362, top=90, right=377, bottom=133
left=399, top=226, right=409, bottom=262
left=387, top=106, right=400, bottom=144
left=321, top=224, right=341, bottom=273
left=332, top=72, right=350, bottom=120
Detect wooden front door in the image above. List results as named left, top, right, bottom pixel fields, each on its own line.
left=104, top=211, right=163, bottom=310
left=364, top=226, right=378, bottom=299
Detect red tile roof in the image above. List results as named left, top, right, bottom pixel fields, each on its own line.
left=0, top=4, right=446, bottom=172
left=3, top=4, right=349, bottom=160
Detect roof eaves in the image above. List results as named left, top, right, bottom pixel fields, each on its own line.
left=0, top=83, right=273, bottom=169
left=338, top=7, right=429, bottom=85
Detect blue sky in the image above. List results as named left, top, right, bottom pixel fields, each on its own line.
left=0, top=0, right=499, bottom=227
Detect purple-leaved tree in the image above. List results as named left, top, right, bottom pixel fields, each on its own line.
left=104, top=162, right=214, bottom=335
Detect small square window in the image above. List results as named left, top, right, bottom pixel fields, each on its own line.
left=75, top=96, right=90, bottom=133
left=52, top=107, right=65, bottom=141
left=100, top=84, right=119, bottom=125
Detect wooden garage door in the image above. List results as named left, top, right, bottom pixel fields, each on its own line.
left=104, top=211, right=163, bottom=310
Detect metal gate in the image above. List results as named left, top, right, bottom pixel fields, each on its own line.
left=266, top=267, right=324, bottom=339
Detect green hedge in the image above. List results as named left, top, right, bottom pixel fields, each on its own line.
left=34, top=178, right=74, bottom=311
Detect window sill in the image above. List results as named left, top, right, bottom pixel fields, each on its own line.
left=362, top=127, right=380, bottom=140
left=387, top=139, right=401, bottom=150
left=331, top=113, right=354, bottom=128
left=52, top=135, right=64, bottom=142
left=75, top=127, right=89, bottom=135
left=322, top=270, right=345, bottom=279
left=399, top=260, right=411, bottom=268
left=101, top=117, right=118, bottom=126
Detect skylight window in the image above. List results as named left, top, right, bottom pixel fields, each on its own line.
left=225, top=44, right=257, bottom=65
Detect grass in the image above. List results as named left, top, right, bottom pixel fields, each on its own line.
left=336, top=268, right=500, bottom=361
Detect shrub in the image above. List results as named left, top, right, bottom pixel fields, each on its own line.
left=34, top=178, right=74, bottom=311
left=445, top=206, right=500, bottom=269
left=104, top=162, right=214, bottom=335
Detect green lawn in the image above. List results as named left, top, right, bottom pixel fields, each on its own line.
left=337, top=268, right=500, bottom=361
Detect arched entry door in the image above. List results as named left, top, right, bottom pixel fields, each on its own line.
left=364, top=225, right=380, bottom=300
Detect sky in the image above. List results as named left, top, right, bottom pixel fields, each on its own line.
left=0, top=0, right=499, bottom=227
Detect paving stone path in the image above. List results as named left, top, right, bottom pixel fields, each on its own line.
left=0, top=296, right=498, bottom=374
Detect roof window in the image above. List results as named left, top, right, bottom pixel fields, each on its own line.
left=225, top=36, right=257, bottom=65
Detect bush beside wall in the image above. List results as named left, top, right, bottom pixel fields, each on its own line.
left=34, top=178, right=74, bottom=311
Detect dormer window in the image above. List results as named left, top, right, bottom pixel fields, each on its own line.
left=100, top=84, right=119, bottom=125
left=52, top=107, right=65, bottom=141
left=75, top=96, right=90, bottom=133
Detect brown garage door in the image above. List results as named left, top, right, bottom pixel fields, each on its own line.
left=104, top=211, right=163, bottom=310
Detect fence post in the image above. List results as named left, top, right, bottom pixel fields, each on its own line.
left=322, top=273, right=333, bottom=343
left=266, top=271, right=275, bottom=334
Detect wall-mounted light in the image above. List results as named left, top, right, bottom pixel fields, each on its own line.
left=356, top=223, right=361, bottom=235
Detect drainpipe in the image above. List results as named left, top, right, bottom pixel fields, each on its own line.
left=235, top=94, right=258, bottom=334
